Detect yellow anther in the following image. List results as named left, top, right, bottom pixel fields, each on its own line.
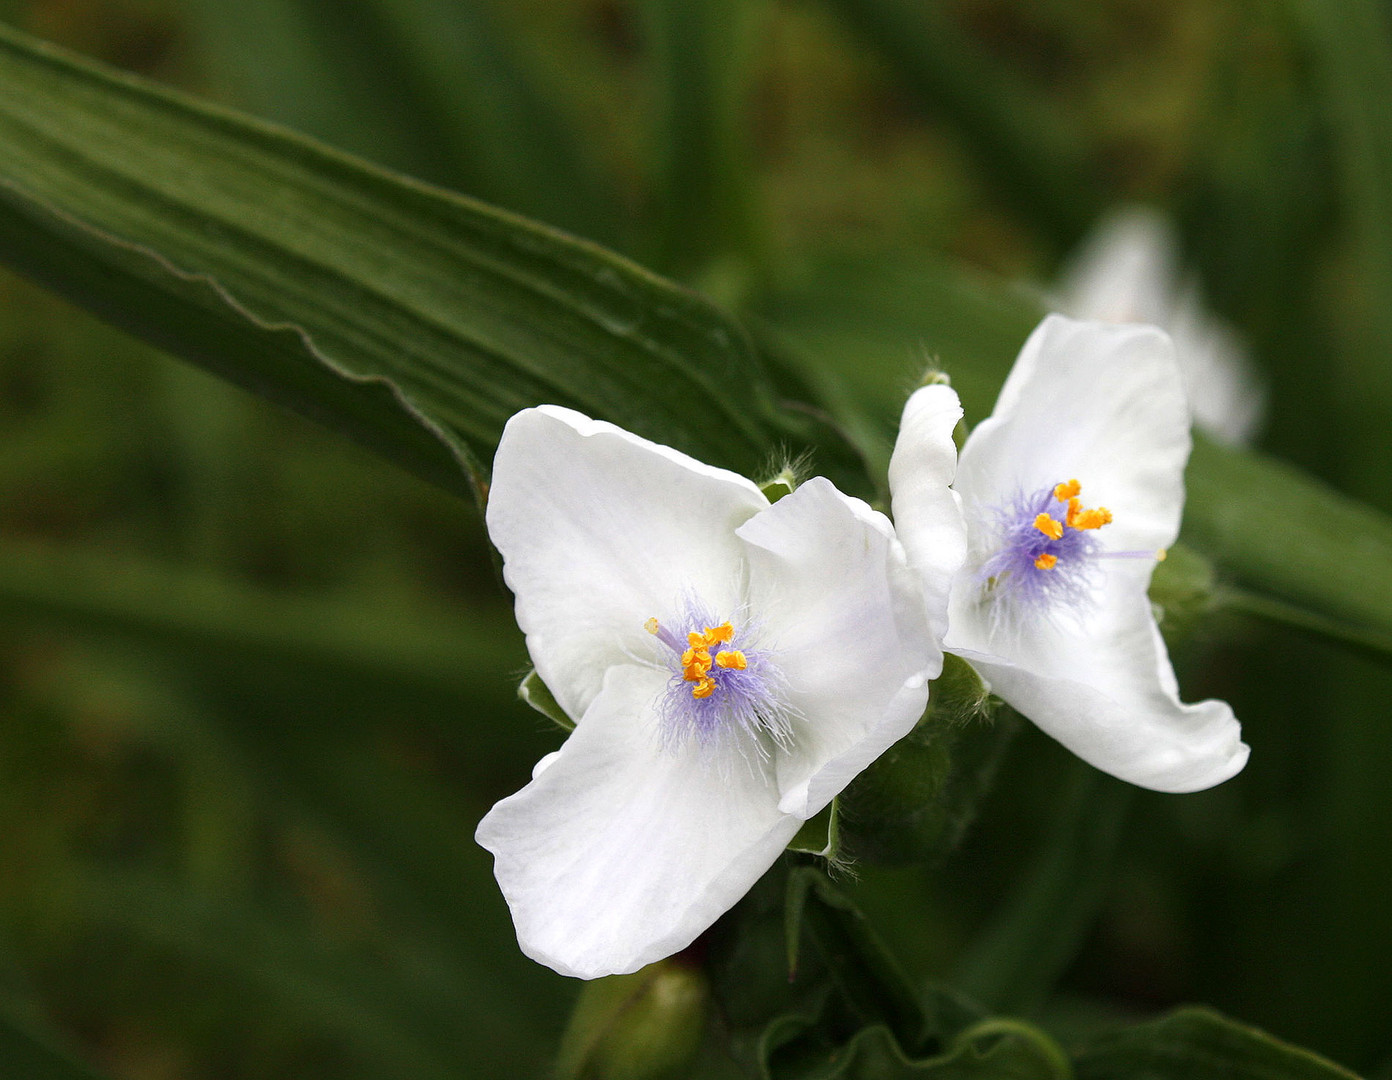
left=705, top=623, right=734, bottom=645
left=681, top=642, right=712, bottom=675
left=1034, top=553, right=1058, bottom=570
left=1033, top=513, right=1064, bottom=541
left=645, top=617, right=660, bottom=635
left=1066, top=500, right=1112, bottom=530
left=1054, top=478, right=1081, bottom=501
left=679, top=624, right=740, bottom=695
left=1156, top=548, right=1168, bottom=561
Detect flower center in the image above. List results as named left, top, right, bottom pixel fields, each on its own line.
left=977, top=478, right=1161, bottom=623
left=1030, top=478, right=1113, bottom=569
left=645, top=605, right=792, bottom=755
left=976, top=478, right=1115, bottom=617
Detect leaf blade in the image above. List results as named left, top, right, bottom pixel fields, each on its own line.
left=0, top=22, right=806, bottom=496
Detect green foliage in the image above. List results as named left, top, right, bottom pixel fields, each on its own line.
left=1073, top=1007, right=1363, bottom=1079
left=181, top=0, right=621, bottom=246
left=0, top=22, right=858, bottom=501
left=836, top=656, right=1014, bottom=867
left=555, top=963, right=710, bottom=1080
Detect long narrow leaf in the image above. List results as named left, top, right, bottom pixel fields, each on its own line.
left=0, top=24, right=833, bottom=500
left=184, top=0, right=622, bottom=245
left=643, top=0, right=768, bottom=282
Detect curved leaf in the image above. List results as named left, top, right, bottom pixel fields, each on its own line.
left=0, top=23, right=838, bottom=500
left=1074, top=1007, right=1362, bottom=1080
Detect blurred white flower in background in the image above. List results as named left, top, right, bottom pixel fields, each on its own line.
left=1056, top=206, right=1266, bottom=447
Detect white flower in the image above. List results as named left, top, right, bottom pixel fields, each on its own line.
left=1057, top=206, right=1265, bottom=447
left=890, top=315, right=1249, bottom=793
left=476, top=404, right=962, bottom=979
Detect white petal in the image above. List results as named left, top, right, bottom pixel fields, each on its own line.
left=736, top=478, right=938, bottom=819
left=958, top=592, right=1249, bottom=792
left=475, top=664, right=801, bottom=980
left=486, top=406, right=768, bottom=721
left=887, top=383, right=968, bottom=644
left=955, top=315, right=1190, bottom=554
left=944, top=314, right=1247, bottom=791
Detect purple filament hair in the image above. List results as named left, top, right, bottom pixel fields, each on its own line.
left=649, top=595, right=794, bottom=757
left=976, top=485, right=1103, bottom=620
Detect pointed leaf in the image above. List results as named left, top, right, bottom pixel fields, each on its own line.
left=1074, top=1007, right=1362, bottom=1080
left=0, top=23, right=838, bottom=500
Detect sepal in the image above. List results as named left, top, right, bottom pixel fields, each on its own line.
left=517, top=668, right=574, bottom=732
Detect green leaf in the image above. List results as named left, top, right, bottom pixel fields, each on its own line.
left=1073, top=1007, right=1363, bottom=1080
left=554, top=963, right=709, bottom=1080
left=783, top=867, right=932, bottom=1054
left=759, top=251, right=1042, bottom=480
left=0, top=23, right=837, bottom=500
left=761, top=1014, right=1070, bottom=1079
left=835, top=656, right=1017, bottom=867
left=643, top=0, right=768, bottom=287
left=787, top=801, right=842, bottom=861
left=183, top=0, right=621, bottom=245
left=1184, top=437, right=1392, bottom=661
left=954, top=761, right=1132, bottom=1015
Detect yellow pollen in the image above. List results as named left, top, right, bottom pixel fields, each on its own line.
left=680, top=624, right=740, bottom=696
left=1033, top=513, right=1064, bottom=541
left=645, top=617, right=660, bottom=635
left=1065, top=498, right=1112, bottom=530
left=682, top=649, right=712, bottom=679
left=1034, top=553, right=1058, bottom=570
left=1054, top=479, right=1081, bottom=501
left=1156, top=548, right=1168, bottom=561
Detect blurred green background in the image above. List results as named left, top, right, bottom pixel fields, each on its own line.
left=1, top=0, right=1390, bottom=1076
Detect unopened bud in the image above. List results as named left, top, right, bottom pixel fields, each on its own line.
left=554, top=960, right=708, bottom=1080
left=837, top=655, right=1015, bottom=865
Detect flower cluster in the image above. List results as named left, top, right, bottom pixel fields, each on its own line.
left=477, top=314, right=1249, bottom=979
